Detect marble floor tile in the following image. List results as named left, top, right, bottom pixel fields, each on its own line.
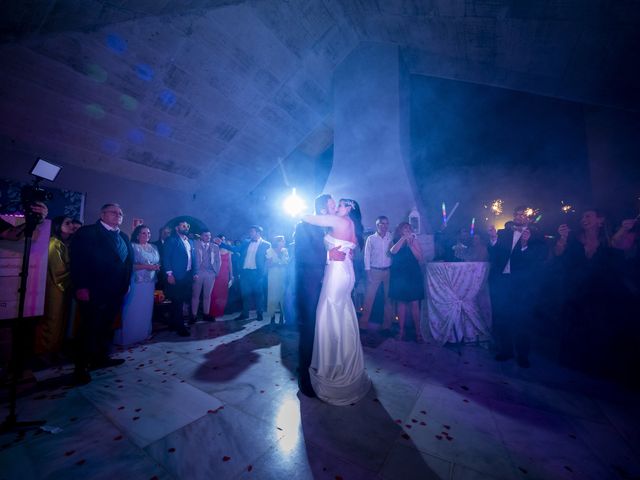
left=399, top=383, right=518, bottom=480
left=144, top=403, right=284, bottom=479
left=379, top=443, right=452, bottom=480
left=1, top=320, right=637, bottom=480
left=79, top=366, right=223, bottom=448
left=236, top=436, right=378, bottom=480
left=491, top=402, right=612, bottom=480
left=0, top=415, right=170, bottom=480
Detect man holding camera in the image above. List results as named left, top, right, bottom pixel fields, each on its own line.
left=0, top=203, right=48, bottom=241
left=70, top=203, right=133, bottom=384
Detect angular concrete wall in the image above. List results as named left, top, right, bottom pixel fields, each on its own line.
left=327, top=43, right=425, bottom=231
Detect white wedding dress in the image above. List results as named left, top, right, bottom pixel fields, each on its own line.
left=309, top=235, right=371, bottom=405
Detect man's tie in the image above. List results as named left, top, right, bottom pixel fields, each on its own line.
left=109, top=230, right=128, bottom=262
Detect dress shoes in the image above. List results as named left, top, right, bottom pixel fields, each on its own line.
left=234, top=314, right=248, bottom=321
left=517, top=357, right=531, bottom=368
left=188, top=316, right=198, bottom=325
left=204, top=315, right=216, bottom=322
left=256, top=313, right=264, bottom=321
left=495, top=353, right=514, bottom=362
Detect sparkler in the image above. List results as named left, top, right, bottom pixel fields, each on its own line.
left=491, top=199, right=504, bottom=216
left=470, top=217, right=476, bottom=236
left=441, top=202, right=447, bottom=225
left=560, top=201, right=574, bottom=214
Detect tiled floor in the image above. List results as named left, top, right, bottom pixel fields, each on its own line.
left=1, top=316, right=638, bottom=480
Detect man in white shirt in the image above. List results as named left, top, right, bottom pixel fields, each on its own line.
left=488, top=206, right=544, bottom=368
left=359, top=216, right=394, bottom=334
left=163, top=221, right=198, bottom=336
left=219, top=225, right=271, bottom=321
left=191, top=230, right=221, bottom=321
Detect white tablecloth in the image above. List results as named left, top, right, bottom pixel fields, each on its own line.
left=426, top=262, right=492, bottom=345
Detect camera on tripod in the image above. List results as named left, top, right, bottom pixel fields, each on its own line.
left=20, top=158, right=60, bottom=226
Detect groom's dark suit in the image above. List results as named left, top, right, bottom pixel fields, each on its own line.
left=294, top=221, right=327, bottom=396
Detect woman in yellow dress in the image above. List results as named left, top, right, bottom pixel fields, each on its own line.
left=35, top=216, right=74, bottom=359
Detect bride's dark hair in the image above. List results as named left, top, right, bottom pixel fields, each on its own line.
left=340, top=198, right=364, bottom=249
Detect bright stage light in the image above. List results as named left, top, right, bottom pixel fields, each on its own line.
left=283, top=188, right=306, bottom=216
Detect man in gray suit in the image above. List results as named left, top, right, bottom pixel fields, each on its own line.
left=191, top=230, right=221, bottom=321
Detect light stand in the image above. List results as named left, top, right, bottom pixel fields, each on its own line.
left=0, top=211, right=46, bottom=433
left=1, top=158, right=60, bottom=433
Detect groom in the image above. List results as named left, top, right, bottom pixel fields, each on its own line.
left=294, top=194, right=346, bottom=397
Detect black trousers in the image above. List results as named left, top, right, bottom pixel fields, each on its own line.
left=295, top=267, right=323, bottom=392
left=166, top=274, right=193, bottom=329
left=490, top=273, right=532, bottom=360
left=240, top=269, right=266, bottom=316
left=75, top=298, right=123, bottom=369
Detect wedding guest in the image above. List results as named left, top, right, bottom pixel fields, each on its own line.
left=488, top=206, right=545, bottom=368
left=266, top=235, right=289, bottom=324
left=389, top=222, right=425, bottom=343
left=554, top=209, right=627, bottom=375
left=191, top=230, right=221, bottom=321
left=163, top=221, right=197, bottom=337
left=220, top=226, right=271, bottom=321
left=70, top=219, right=83, bottom=234
left=114, top=224, right=160, bottom=346
left=359, top=216, right=394, bottom=334
left=34, top=216, right=74, bottom=360
left=210, top=234, right=233, bottom=318
left=70, top=203, right=133, bottom=384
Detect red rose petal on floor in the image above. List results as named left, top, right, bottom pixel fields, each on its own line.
left=247, top=465, right=253, bottom=471
left=420, top=421, right=426, bottom=426
left=138, top=364, right=145, bottom=367
left=75, top=459, right=86, bottom=466
left=518, top=467, right=528, bottom=474
left=150, top=476, right=159, bottom=480
left=420, top=410, right=427, bottom=415
left=405, top=424, right=412, bottom=429
left=222, top=456, right=231, bottom=462
left=113, top=435, right=123, bottom=441
left=64, top=450, right=75, bottom=456
left=395, top=419, right=402, bottom=423
left=568, top=434, right=577, bottom=439
left=133, top=416, right=140, bottom=421
left=69, top=417, right=78, bottom=422
left=208, top=409, right=215, bottom=414
left=336, top=476, right=343, bottom=480
left=463, top=399, right=469, bottom=403
left=260, top=390, right=265, bottom=394
left=435, top=435, right=443, bottom=440
left=168, top=448, right=176, bottom=453
left=447, top=436, right=453, bottom=441
left=401, top=433, right=410, bottom=440
left=564, top=466, right=573, bottom=472
left=135, top=408, right=142, bottom=412
left=443, top=425, right=451, bottom=429
left=373, top=398, right=380, bottom=403
left=411, top=419, right=417, bottom=423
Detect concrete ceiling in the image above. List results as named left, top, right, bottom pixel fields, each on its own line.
left=1, top=0, right=638, bottom=204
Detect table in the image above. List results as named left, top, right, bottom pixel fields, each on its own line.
left=426, top=262, right=492, bottom=345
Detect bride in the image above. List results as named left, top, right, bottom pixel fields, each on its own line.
left=302, top=198, right=371, bottom=405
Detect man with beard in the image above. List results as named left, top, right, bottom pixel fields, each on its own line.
left=163, top=221, right=198, bottom=337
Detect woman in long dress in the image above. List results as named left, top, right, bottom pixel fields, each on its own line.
left=35, top=216, right=74, bottom=359
left=302, top=198, right=371, bottom=405
left=114, top=224, right=160, bottom=346
left=210, top=234, right=233, bottom=317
